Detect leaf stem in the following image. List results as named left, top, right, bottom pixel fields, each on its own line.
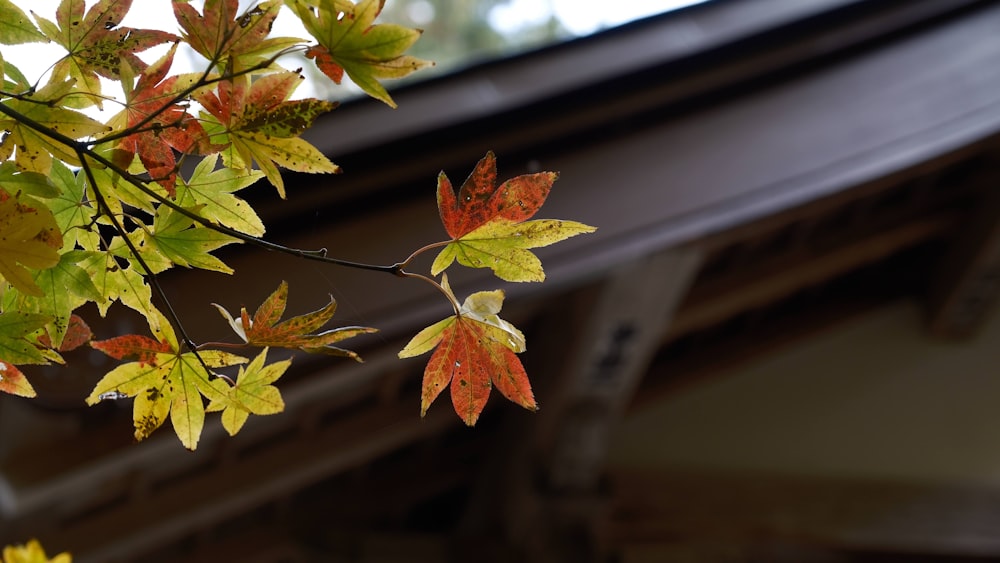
left=395, top=240, right=451, bottom=270
left=398, top=270, right=460, bottom=314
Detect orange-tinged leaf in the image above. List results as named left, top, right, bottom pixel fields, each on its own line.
left=90, top=334, right=171, bottom=364
left=34, top=0, right=178, bottom=107
left=36, top=313, right=93, bottom=351
left=214, top=281, right=376, bottom=359
left=432, top=152, right=595, bottom=281
left=0, top=361, right=36, bottom=397
left=399, top=281, right=536, bottom=426
left=437, top=151, right=554, bottom=239
left=173, top=0, right=295, bottom=73
left=193, top=74, right=339, bottom=197
left=110, top=45, right=209, bottom=195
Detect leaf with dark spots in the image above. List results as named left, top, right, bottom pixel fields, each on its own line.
left=34, top=0, right=178, bottom=107
left=109, top=44, right=208, bottom=195
left=90, top=333, right=171, bottom=364
left=193, top=73, right=338, bottom=196
left=87, top=307, right=247, bottom=450
left=432, top=152, right=595, bottom=281
left=399, top=277, right=535, bottom=426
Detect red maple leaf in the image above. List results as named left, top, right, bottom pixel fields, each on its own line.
left=436, top=151, right=557, bottom=239
left=36, top=314, right=93, bottom=352
left=399, top=280, right=536, bottom=426
left=173, top=0, right=287, bottom=72
left=90, top=334, right=172, bottom=365
left=115, top=45, right=210, bottom=195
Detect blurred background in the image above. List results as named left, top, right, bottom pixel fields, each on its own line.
left=2, top=0, right=1000, bottom=561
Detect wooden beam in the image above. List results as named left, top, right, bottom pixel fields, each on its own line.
left=928, top=190, right=1000, bottom=337
left=538, top=249, right=703, bottom=493
left=609, top=468, right=1000, bottom=558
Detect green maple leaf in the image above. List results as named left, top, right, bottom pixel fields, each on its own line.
left=0, top=311, right=52, bottom=366
left=0, top=0, right=47, bottom=45
left=38, top=160, right=99, bottom=252
left=77, top=250, right=157, bottom=325
left=145, top=205, right=240, bottom=274
left=432, top=152, right=596, bottom=282
left=0, top=79, right=111, bottom=173
left=10, top=251, right=103, bottom=349
left=193, top=72, right=339, bottom=197
left=176, top=154, right=266, bottom=237
left=173, top=0, right=301, bottom=73
left=0, top=194, right=62, bottom=297
left=87, top=307, right=247, bottom=450
left=399, top=275, right=534, bottom=426
left=288, top=0, right=432, bottom=108
left=0, top=162, right=59, bottom=199
left=33, top=0, right=178, bottom=107
left=206, top=347, right=288, bottom=435
left=213, top=280, right=376, bottom=359
left=288, top=0, right=433, bottom=108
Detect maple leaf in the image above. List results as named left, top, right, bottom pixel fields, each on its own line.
left=213, top=280, right=377, bottom=360
left=193, top=73, right=339, bottom=197
left=175, top=154, right=265, bottom=237
left=0, top=162, right=60, bottom=200
left=32, top=0, right=178, bottom=107
left=145, top=205, right=239, bottom=274
left=432, top=152, right=596, bottom=282
left=76, top=250, right=158, bottom=324
left=173, top=0, right=300, bottom=73
left=0, top=311, right=51, bottom=366
left=206, top=347, right=288, bottom=435
left=36, top=313, right=92, bottom=352
left=399, top=275, right=535, bottom=426
left=0, top=195, right=61, bottom=296
left=1, top=539, right=71, bottom=563
left=108, top=45, right=210, bottom=195
left=10, top=251, right=103, bottom=348
left=0, top=1, right=47, bottom=45
left=0, top=79, right=111, bottom=172
left=87, top=307, right=247, bottom=449
left=38, top=160, right=99, bottom=252
left=288, top=0, right=432, bottom=108
left=0, top=360, right=36, bottom=398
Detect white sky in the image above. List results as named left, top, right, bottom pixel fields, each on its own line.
left=4, top=0, right=708, bottom=106
left=492, top=0, right=708, bottom=36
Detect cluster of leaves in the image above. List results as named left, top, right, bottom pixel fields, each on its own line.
left=0, top=0, right=593, bottom=459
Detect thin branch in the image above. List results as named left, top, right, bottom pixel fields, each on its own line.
left=78, top=153, right=216, bottom=378
left=83, top=147, right=405, bottom=274
left=90, top=44, right=308, bottom=147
